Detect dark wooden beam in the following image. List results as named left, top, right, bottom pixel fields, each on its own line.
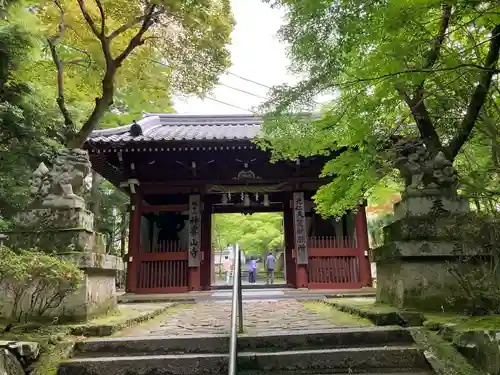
left=141, top=203, right=188, bottom=213
left=212, top=204, right=284, bottom=214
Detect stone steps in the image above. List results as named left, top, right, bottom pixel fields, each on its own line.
left=57, top=327, right=434, bottom=375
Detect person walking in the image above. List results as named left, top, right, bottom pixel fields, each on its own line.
left=266, top=252, right=276, bottom=285
left=222, top=255, right=233, bottom=285
left=248, top=257, right=257, bottom=284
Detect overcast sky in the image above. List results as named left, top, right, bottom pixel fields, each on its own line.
left=173, top=0, right=293, bottom=115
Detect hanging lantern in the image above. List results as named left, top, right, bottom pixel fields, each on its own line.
left=255, top=192, right=259, bottom=201
left=263, top=193, right=270, bottom=207
left=222, top=193, right=228, bottom=205
left=244, top=193, right=250, bottom=207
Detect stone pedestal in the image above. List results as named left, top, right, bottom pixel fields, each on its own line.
left=3, top=207, right=123, bottom=321
left=7, top=207, right=105, bottom=254
left=374, top=195, right=494, bottom=312
left=57, top=253, right=123, bottom=321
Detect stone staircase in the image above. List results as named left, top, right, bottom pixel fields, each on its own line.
left=57, top=326, right=434, bottom=375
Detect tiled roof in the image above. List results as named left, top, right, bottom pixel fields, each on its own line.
left=87, top=114, right=263, bottom=145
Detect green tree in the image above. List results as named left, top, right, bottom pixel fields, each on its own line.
left=19, top=0, right=234, bottom=148
left=0, top=2, right=63, bottom=223
left=260, top=0, right=500, bottom=216
left=213, top=213, right=284, bottom=257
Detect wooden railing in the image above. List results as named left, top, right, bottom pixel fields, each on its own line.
left=307, top=236, right=357, bottom=249
left=307, top=236, right=362, bottom=289
left=146, top=240, right=184, bottom=253
left=136, top=240, right=188, bottom=293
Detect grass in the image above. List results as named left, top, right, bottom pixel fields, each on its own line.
left=1, top=325, right=80, bottom=375
left=410, top=328, right=484, bottom=375
left=113, top=303, right=189, bottom=337
left=425, top=312, right=500, bottom=331
left=0, top=303, right=181, bottom=374
left=301, top=301, right=373, bottom=326
left=327, top=297, right=398, bottom=314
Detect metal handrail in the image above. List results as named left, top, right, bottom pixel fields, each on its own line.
left=228, top=244, right=243, bottom=375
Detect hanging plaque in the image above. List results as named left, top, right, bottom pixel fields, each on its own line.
left=293, top=192, right=308, bottom=265
left=188, top=194, right=201, bottom=267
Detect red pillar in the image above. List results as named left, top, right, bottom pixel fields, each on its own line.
left=126, top=192, right=142, bottom=293
left=355, top=204, right=372, bottom=287
left=283, top=198, right=295, bottom=286
left=296, top=264, right=308, bottom=288
left=189, top=267, right=201, bottom=291
left=200, top=198, right=212, bottom=290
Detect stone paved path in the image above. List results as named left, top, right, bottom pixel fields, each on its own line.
left=117, top=300, right=366, bottom=337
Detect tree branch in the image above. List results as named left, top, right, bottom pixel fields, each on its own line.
left=76, top=0, right=100, bottom=38
left=417, top=4, right=452, bottom=89
left=447, top=23, right=500, bottom=159
left=94, top=0, right=106, bottom=36
left=66, top=4, right=161, bottom=148
left=400, top=4, right=452, bottom=154
left=107, top=8, right=164, bottom=40
left=47, top=0, right=74, bottom=131
left=396, top=86, right=443, bottom=153
left=114, top=4, right=159, bottom=65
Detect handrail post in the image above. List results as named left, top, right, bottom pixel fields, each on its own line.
left=228, top=243, right=243, bottom=375
left=237, top=245, right=243, bottom=333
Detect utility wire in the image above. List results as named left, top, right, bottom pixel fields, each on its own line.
left=218, top=83, right=268, bottom=100
left=225, top=71, right=273, bottom=89
left=205, top=96, right=255, bottom=113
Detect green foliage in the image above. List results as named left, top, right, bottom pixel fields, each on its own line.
left=17, top=0, right=234, bottom=146
left=213, top=213, right=284, bottom=257
left=368, top=213, right=394, bottom=248
left=260, top=0, right=500, bottom=216
left=0, top=247, right=83, bottom=322
left=0, top=16, right=62, bottom=221
left=91, top=180, right=129, bottom=255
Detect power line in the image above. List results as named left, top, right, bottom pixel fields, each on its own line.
left=147, top=57, right=270, bottom=101
left=225, top=71, right=273, bottom=89
left=218, top=83, right=268, bottom=100
left=205, top=96, right=255, bottom=113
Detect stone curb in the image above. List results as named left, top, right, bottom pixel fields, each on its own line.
left=424, top=319, right=500, bottom=375
left=409, top=327, right=485, bottom=375
left=70, top=303, right=179, bottom=337
left=324, top=300, right=425, bottom=327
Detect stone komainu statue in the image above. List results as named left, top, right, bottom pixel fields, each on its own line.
left=392, top=139, right=457, bottom=197
left=29, top=149, right=91, bottom=209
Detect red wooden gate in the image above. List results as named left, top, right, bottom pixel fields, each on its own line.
left=135, top=240, right=189, bottom=293
left=307, top=237, right=363, bottom=289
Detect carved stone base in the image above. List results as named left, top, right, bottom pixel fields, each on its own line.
left=0, top=253, right=123, bottom=322
left=14, top=207, right=94, bottom=231
left=375, top=196, right=497, bottom=312
left=375, top=253, right=483, bottom=312
left=58, top=253, right=123, bottom=321
left=5, top=228, right=105, bottom=254
left=394, top=195, right=469, bottom=220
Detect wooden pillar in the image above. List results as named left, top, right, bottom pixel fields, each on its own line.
left=283, top=197, right=295, bottom=286
left=355, top=204, right=372, bottom=287
left=188, top=195, right=202, bottom=291
left=293, top=192, right=308, bottom=289
left=200, top=197, right=212, bottom=290
left=126, top=192, right=142, bottom=293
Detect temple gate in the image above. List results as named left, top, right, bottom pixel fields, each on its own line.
left=85, top=114, right=372, bottom=294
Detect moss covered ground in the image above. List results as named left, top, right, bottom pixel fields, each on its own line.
left=301, top=300, right=373, bottom=326
left=0, top=303, right=181, bottom=374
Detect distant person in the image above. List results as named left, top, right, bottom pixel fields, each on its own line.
left=248, top=257, right=257, bottom=284
left=266, top=252, right=276, bottom=285
left=222, top=255, right=233, bottom=285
